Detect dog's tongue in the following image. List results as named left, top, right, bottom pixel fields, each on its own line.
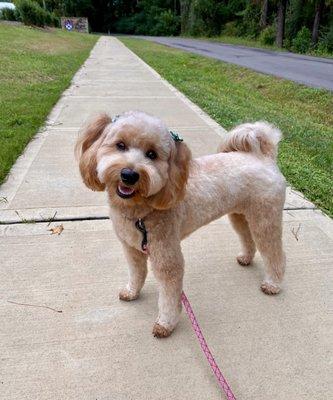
left=118, top=184, right=135, bottom=195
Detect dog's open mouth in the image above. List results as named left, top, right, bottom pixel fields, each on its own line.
left=117, top=183, right=136, bottom=199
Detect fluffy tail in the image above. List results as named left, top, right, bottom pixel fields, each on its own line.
left=218, top=121, right=282, bottom=160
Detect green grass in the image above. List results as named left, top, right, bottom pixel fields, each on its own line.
left=197, top=35, right=286, bottom=52
left=121, top=37, right=333, bottom=217
left=0, top=23, right=98, bottom=185
left=194, top=35, right=332, bottom=58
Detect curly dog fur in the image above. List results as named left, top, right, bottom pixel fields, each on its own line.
left=76, top=111, right=286, bottom=338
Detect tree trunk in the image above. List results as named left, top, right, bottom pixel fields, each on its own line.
left=180, top=0, right=192, bottom=35
left=312, top=0, right=324, bottom=45
left=276, top=0, right=287, bottom=47
left=260, top=0, right=269, bottom=28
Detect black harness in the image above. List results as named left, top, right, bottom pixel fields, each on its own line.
left=135, top=218, right=148, bottom=253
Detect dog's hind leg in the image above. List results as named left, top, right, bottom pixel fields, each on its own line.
left=248, top=210, right=286, bottom=295
left=119, top=242, right=148, bottom=301
left=229, top=213, right=256, bottom=266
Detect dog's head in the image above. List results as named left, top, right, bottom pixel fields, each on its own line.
left=75, top=111, right=192, bottom=210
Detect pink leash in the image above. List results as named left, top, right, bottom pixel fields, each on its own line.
left=181, top=291, right=236, bottom=400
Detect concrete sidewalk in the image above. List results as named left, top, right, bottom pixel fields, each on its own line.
left=0, top=37, right=332, bottom=400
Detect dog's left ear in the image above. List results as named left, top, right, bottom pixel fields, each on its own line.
left=75, top=113, right=111, bottom=191
left=150, top=141, right=192, bottom=210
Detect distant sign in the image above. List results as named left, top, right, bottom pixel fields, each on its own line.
left=64, top=20, right=73, bottom=31
left=61, top=17, right=89, bottom=33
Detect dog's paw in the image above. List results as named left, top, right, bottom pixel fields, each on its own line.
left=237, top=254, right=253, bottom=266
left=261, top=280, right=281, bottom=295
left=152, top=323, right=173, bottom=338
left=119, top=288, right=139, bottom=302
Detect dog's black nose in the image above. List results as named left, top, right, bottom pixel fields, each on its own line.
left=120, top=168, right=139, bottom=185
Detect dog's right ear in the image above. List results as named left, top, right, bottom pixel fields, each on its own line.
left=75, top=113, right=111, bottom=191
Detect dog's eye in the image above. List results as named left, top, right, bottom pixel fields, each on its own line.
left=116, top=142, right=127, bottom=151
left=146, top=150, right=157, bottom=160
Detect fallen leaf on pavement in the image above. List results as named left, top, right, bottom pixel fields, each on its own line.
left=49, top=224, right=64, bottom=235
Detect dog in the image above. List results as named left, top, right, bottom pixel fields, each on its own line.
left=76, top=111, right=286, bottom=338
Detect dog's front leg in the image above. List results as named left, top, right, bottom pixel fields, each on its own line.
left=119, top=241, right=148, bottom=301
left=150, top=242, right=184, bottom=338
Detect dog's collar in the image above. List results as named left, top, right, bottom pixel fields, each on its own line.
left=135, top=218, right=149, bottom=254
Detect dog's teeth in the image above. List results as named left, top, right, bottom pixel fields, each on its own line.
left=118, top=184, right=134, bottom=195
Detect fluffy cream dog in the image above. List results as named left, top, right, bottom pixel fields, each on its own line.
left=76, top=111, right=286, bottom=338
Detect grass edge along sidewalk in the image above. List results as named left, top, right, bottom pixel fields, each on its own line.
left=121, top=37, right=333, bottom=218
left=0, top=23, right=99, bottom=186
left=195, top=35, right=333, bottom=59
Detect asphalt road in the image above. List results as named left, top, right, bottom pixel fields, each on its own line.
left=141, top=36, right=333, bottom=91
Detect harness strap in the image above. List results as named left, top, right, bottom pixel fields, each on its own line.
left=135, top=218, right=148, bottom=253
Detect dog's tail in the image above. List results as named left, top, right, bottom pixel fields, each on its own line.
left=218, top=121, right=282, bottom=160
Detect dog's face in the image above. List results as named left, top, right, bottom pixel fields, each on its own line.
left=76, top=112, right=192, bottom=210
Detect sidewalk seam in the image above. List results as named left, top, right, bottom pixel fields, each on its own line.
left=0, top=206, right=319, bottom=225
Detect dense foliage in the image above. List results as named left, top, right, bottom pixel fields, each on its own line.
left=1, top=0, right=332, bottom=53
left=17, top=0, right=60, bottom=27
left=1, top=0, right=59, bottom=27
left=1, top=6, right=18, bottom=20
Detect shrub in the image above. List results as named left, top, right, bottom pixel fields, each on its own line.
left=283, top=38, right=292, bottom=49
left=223, top=21, right=238, bottom=36
left=237, top=2, right=261, bottom=38
left=292, top=26, right=311, bottom=53
left=318, top=24, right=333, bottom=53
left=116, top=8, right=180, bottom=36
left=188, top=0, right=224, bottom=37
left=1, top=7, right=17, bottom=21
left=15, top=0, right=59, bottom=27
left=115, top=15, right=137, bottom=34
left=259, top=25, right=276, bottom=45
left=16, top=0, right=47, bottom=27
left=44, top=10, right=59, bottom=27
left=153, top=10, right=180, bottom=36
left=50, top=13, right=60, bottom=28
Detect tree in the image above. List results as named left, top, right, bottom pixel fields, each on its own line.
left=260, top=0, right=269, bottom=28
left=312, top=0, right=324, bottom=44
left=19, top=0, right=332, bottom=51
left=276, top=0, right=287, bottom=46
left=180, top=0, right=193, bottom=34
left=284, top=0, right=305, bottom=41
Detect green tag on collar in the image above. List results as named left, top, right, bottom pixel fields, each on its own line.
left=170, top=130, right=183, bottom=142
